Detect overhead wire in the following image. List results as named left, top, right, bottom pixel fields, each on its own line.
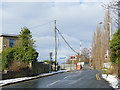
left=29, top=20, right=81, bottom=55
left=30, top=20, right=54, bottom=29
left=56, top=28, right=79, bottom=54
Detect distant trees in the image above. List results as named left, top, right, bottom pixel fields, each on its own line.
left=43, top=60, right=55, bottom=64
left=66, top=48, right=90, bottom=64
left=2, top=27, right=38, bottom=70
left=81, top=48, right=89, bottom=63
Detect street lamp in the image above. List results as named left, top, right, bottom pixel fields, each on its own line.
left=99, top=22, right=103, bottom=24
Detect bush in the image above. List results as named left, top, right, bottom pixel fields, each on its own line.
left=2, top=48, right=16, bottom=69
left=106, top=63, right=118, bottom=75
left=9, top=61, right=28, bottom=71
left=102, top=70, right=108, bottom=74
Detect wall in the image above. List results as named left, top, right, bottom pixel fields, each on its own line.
left=30, top=61, right=49, bottom=75
left=3, top=36, right=18, bottom=51
left=61, top=64, right=76, bottom=70
left=2, top=61, right=50, bottom=80
left=0, top=36, right=19, bottom=53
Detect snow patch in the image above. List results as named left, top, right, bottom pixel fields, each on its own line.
left=102, top=74, right=119, bottom=88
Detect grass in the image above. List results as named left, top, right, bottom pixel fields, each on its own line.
left=102, top=69, right=108, bottom=74
left=102, top=63, right=118, bottom=76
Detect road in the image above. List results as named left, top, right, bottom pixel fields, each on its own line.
left=2, top=70, right=113, bottom=89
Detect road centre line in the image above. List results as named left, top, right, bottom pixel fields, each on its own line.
left=98, top=73, right=101, bottom=80
left=96, top=73, right=101, bottom=80
left=47, top=80, right=59, bottom=87
left=96, top=74, right=98, bottom=80
left=96, top=73, right=99, bottom=80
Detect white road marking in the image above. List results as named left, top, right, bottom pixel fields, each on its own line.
left=63, top=76, right=69, bottom=79
left=47, top=80, right=59, bottom=87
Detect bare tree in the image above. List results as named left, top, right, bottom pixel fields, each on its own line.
left=92, top=9, right=112, bottom=70
left=102, top=0, right=119, bottom=28
left=81, top=48, right=89, bottom=63
left=91, top=32, right=96, bottom=69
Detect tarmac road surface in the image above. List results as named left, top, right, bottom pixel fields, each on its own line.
left=2, top=70, right=114, bottom=89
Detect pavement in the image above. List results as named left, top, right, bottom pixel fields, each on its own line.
left=1, top=70, right=114, bottom=89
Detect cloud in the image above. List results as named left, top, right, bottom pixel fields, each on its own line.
left=33, top=33, right=80, bottom=62
left=33, top=36, right=55, bottom=49
left=2, top=0, right=108, bottom=3
left=2, top=2, right=105, bottom=64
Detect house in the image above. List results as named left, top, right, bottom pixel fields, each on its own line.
left=0, top=34, right=18, bottom=53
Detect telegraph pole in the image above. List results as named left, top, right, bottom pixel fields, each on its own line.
left=54, top=20, right=57, bottom=71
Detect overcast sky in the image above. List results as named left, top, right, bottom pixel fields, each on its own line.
left=1, top=0, right=107, bottom=64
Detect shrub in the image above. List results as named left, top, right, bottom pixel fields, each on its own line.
left=102, top=70, right=108, bottom=74
left=2, top=48, right=16, bottom=69
left=106, top=63, right=118, bottom=75
left=9, top=61, right=28, bottom=71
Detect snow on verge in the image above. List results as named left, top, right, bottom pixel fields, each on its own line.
left=102, top=74, right=119, bottom=88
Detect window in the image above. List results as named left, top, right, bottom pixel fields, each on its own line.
left=9, top=39, right=16, bottom=47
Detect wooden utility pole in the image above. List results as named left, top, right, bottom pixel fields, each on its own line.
left=54, top=20, right=57, bottom=71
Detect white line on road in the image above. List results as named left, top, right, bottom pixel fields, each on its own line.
left=63, top=76, right=69, bottom=79
left=47, top=80, right=59, bottom=87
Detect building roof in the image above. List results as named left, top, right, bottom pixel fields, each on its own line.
left=0, top=33, right=18, bottom=38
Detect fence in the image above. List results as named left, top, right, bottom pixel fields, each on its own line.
left=61, top=64, right=76, bottom=70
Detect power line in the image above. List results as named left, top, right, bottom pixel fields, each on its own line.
left=30, top=20, right=54, bottom=29
left=56, top=28, right=79, bottom=54
left=29, top=20, right=79, bottom=55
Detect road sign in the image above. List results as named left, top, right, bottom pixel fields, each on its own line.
left=60, top=57, right=66, bottom=60
left=50, top=52, right=52, bottom=57
left=69, top=55, right=76, bottom=60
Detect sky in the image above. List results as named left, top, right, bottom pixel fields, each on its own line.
left=0, top=0, right=107, bottom=64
